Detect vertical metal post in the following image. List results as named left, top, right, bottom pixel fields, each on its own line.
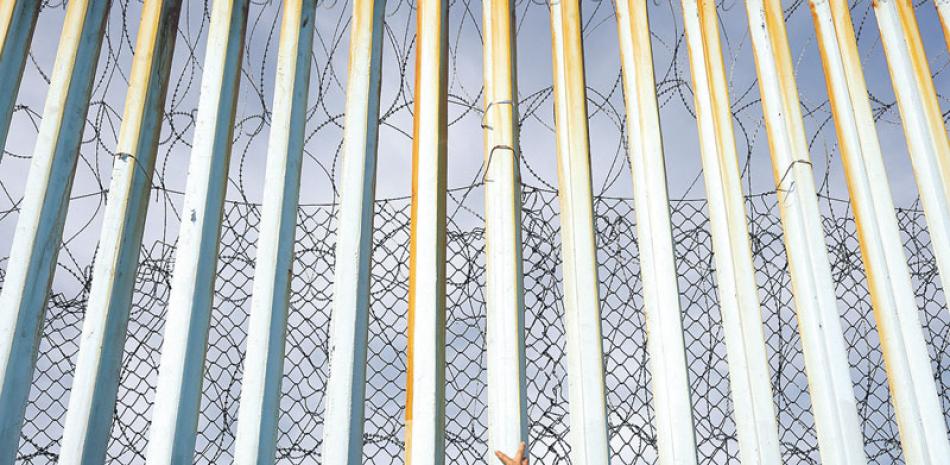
left=482, top=0, right=528, bottom=460
left=874, top=2, right=950, bottom=462
left=745, top=1, right=869, bottom=463
left=321, top=0, right=386, bottom=465
left=57, top=2, right=181, bottom=464
left=678, top=0, right=782, bottom=462
left=405, top=0, right=448, bottom=461
left=320, top=0, right=387, bottom=462
left=144, top=1, right=248, bottom=464
left=937, top=0, right=950, bottom=51
left=873, top=0, right=950, bottom=316
left=547, top=0, right=610, bottom=463
left=0, top=1, right=112, bottom=462
left=233, top=1, right=315, bottom=464
left=811, top=1, right=950, bottom=463
left=613, top=0, right=698, bottom=463
left=0, top=0, right=41, bottom=163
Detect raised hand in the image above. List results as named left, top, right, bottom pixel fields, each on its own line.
left=494, top=442, right=528, bottom=465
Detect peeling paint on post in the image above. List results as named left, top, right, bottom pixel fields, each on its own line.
left=321, top=0, right=388, bottom=462
left=937, top=0, right=950, bottom=51
left=871, top=2, right=950, bottom=461
left=234, top=1, right=316, bottom=464
left=144, top=1, right=249, bottom=464
left=873, top=0, right=950, bottom=329
left=613, top=0, right=698, bottom=463
left=746, top=1, right=869, bottom=463
left=482, top=0, right=528, bottom=460
left=809, top=0, right=950, bottom=463
left=548, top=0, right=610, bottom=462
left=0, top=1, right=112, bottom=462
left=404, top=0, right=449, bottom=461
left=678, top=0, right=782, bottom=462
left=57, top=2, right=182, bottom=464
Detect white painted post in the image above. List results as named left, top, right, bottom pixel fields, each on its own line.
left=0, top=1, right=113, bottom=462
left=677, top=0, right=782, bottom=462
left=936, top=0, right=950, bottom=51
left=873, top=0, right=950, bottom=320
left=744, top=1, right=868, bottom=463
left=613, top=0, right=698, bottom=463
left=547, top=0, right=610, bottom=463
left=870, top=1, right=950, bottom=462
left=809, top=0, right=950, bottom=463
left=57, top=2, right=182, bottom=464
left=482, top=0, right=528, bottom=460
left=233, top=1, right=315, bottom=464
left=404, top=0, right=448, bottom=461
left=320, top=0, right=387, bottom=462
left=144, top=1, right=249, bottom=464
left=0, top=0, right=41, bottom=163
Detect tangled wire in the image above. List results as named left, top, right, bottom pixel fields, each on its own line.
left=2, top=0, right=949, bottom=464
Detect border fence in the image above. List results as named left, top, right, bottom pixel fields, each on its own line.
left=11, top=187, right=949, bottom=464
left=1, top=0, right=949, bottom=464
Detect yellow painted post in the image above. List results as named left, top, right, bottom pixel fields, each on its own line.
left=548, top=0, right=610, bottom=462
left=613, top=0, right=698, bottom=463
left=0, top=1, right=112, bottom=461
left=810, top=0, right=950, bottom=462
left=405, top=0, right=449, bottom=461
left=482, top=0, right=528, bottom=460
left=321, top=0, right=388, bottom=463
left=872, top=2, right=950, bottom=462
left=678, top=0, right=782, bottom=462
left=57, top=2, right=182, bottom=464
left=873, top=0, right=950, bottom=319
left=744, top=0, right=869, bottom=463
left=936, top=0, right=950, bottom=51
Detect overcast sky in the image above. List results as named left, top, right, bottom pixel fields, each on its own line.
left=1, top=0, right=948, bottom=462
left=2, top=0, right=947, bottom=268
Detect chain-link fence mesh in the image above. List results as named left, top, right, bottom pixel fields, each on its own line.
left=2, top=0, right=949, bottom=463
left=7, top=186, right=949, bottom=464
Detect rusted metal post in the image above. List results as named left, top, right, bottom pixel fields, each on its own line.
left=613, top=0, right=698, bottom=463
left=57, top=2, right=182, bottom=464
left=482, top=0, right=528, bottom=460
left=145, top=1, right=249, bottom=464
left=937, top=0, right=950, bottom=51
left=873, top=0, right=950, bottom=323
left=0, top=1, right=112, bottom=461
left=548, top=0, right=610, bottom=462
left=404, top=0, right=449, bottom=461
left=678, top=0, right=782, bottom=462
left=321, top=0, right=387, bottom=462
left=811, top=0, right=950, bottom=462
left=745, top=1, right=868, bottom=463
left=872, top=2, right=950, bottom=462
left=234, top=1, right=316, bottom=464
left=0, top=0, right=41, bottom=163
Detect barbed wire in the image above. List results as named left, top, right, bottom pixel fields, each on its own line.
left=1, top=0, right=948, bottom=464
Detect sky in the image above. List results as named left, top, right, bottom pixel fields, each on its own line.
left=0, top=0, right=948, bottom=463
left=3, top=0, right=948, bottom=271
left=0, top=0, right=950, bottom=258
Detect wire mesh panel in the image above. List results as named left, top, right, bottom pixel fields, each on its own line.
left=1, top=0, right=949, bottom=464
left=4, top=186, right=948, bottom=464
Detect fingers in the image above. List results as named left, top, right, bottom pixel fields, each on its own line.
left=497, top=442, right=527, bottom=465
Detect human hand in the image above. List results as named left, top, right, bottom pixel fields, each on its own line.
left=494, top=442, right=528, bottom=465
